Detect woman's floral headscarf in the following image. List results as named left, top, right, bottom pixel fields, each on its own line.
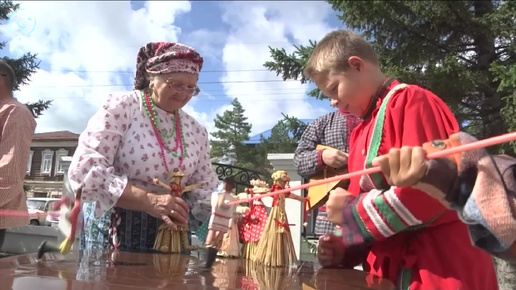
left=133, top=42, right=204, bottom=90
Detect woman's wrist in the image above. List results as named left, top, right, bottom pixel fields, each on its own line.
left=117, top=184, right=151, bottom=212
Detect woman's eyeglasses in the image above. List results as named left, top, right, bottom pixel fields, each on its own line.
left=165, top=78, right=200, bottom=97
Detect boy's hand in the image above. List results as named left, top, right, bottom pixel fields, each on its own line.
left=317, top=233, right=345, bottom=267
left=326, top=188, right=354, bottom=225
left=375, top=146, right=428, bottom=187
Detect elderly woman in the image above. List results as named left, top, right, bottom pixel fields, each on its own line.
left=68, top=42, right=218, bottom=252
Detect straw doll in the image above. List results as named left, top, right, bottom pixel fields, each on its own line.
left=218, top=194, right=249, bottom=258
left=248, top=259, right=297, bottom=290
left=153, top=169, right=205, bottom=253
left=240, top=179, right=270, bottom=260
left=152, top=253, right=191, bottom=288
left=204, top=177, right=238, bottom=267
left=252, top=170, right=304, bottom=267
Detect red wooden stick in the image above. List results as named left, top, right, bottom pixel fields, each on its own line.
left=230, top=131, right=516, bottom=206
left=1, top=132, right=515, bottom=216
left=0, top=210, right=55, bottom=217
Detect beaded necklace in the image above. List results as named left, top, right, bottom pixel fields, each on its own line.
left=141, top=89, right=187, bottom=172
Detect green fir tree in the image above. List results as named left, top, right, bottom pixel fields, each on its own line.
left=210, top=98, right=254, bottom=168
left=264, top=0, right=516, bottom=153
left=1, top=1, right=52, bottom=118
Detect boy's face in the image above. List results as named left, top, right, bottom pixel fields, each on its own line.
left=313, top=57, right=375, bottom=118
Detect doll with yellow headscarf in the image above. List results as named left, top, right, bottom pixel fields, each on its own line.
left=252, top=170, right=306, bottom=267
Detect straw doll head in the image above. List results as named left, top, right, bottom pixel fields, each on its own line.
left=250, top=179, right=270, bottom=194
left=169, top=169, right=185, bottom=185
left=271, top=170, right=290, bottom=188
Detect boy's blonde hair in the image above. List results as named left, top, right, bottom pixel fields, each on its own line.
left=304, top=30, right=379, bottom=80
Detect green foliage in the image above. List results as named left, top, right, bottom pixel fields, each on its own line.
left=264, top=42, right=324, bottom=100
left=210, top=98, right=253, bottom=168
left=210, top=102, right=310, bottom=171
left=0, top=1, right=52, bottom=118
left=258, top=113, right=308, bottom=154
left=303, top=237, right=317, bottom=255
left=264, top=0, right=516, bottom=154
left=249, top=114, right=309, bottom=171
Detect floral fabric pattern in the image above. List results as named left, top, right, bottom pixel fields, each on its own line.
left=70, top=90, right=217, bottom=251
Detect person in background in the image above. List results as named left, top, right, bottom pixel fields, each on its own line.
left=294, top=99, right=360, bottom=237
left=0, top=60, right=37, bottom=250
left=68, top=42, right=218, bottom=252
left=308, top=30, right=497, bottom=289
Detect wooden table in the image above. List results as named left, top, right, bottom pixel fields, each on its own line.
left=0, top=251, right=395, bottom=289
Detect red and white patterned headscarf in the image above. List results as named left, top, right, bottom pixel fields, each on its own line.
left=133, top=42, right=204, bottom=90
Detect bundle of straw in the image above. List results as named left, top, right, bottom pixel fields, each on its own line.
left=251, top=193, right=297, bottom=267
left=152, top=253, right=190, bottom=278
left=154, top=225, right=199, bottom=253
left=241, top=259, right=259, bottom=290
left=152, top=253, right=191, bottom=288
left=152, top=173, right=202, bottom=253
left=248, top=258, right=296, bottom=290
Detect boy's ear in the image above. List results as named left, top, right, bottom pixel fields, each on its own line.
left=347, top=56, right=363, bottom=72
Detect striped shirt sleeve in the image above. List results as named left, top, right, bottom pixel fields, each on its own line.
left=341, top=187, right=447, bottom=245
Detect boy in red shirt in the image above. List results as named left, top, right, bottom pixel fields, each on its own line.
left=309, top=30, right=497, bottom=289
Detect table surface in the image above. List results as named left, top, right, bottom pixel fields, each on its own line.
left=0, top=251, right=395, bottom=289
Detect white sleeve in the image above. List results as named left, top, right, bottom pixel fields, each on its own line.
left=67, top=92, right=137, bottom=217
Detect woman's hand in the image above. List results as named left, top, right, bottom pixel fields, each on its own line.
left=146, top=193, right=190, bottom=229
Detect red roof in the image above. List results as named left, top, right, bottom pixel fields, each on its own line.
left=33, top=130, right=79, bottom=141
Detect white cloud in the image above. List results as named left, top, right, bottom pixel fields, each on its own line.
left=1, top=1, right=209, bottom=133
left=0, top=1, right=337, bottom=136
left=218, top=1, right=336, bottom=135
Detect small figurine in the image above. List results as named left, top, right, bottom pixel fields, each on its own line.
left=240, top=179, right=269, bottom=260
left=218, top=195, right=249, bottom=258
left=153, top=169, right=205, bottom=253
left=204, top=177, right=238, bottom=268
left=252, top=170, right=304, bottom=267
left=270, top=170, right=310, bottom=226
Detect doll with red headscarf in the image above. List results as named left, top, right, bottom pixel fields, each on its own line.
left=239, top=179, right=270, bottom=259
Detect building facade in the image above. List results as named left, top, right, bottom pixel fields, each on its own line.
left=25, top=131, right=79, bottom=198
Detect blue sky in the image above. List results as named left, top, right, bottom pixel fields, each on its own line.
left=0, top=1, right=341, bottom=136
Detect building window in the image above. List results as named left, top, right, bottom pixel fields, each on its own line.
left=40, top=149, right=54, bottom=175
left=27, top=150, right=34, bottom=175
left=54, top=149, right=69, bottom=175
